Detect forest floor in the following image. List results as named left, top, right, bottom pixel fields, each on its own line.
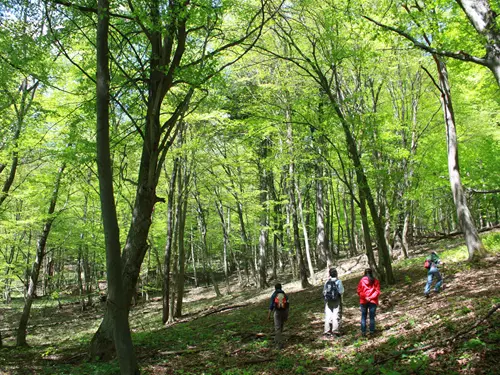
left=0, top=230, right=499, bottom=375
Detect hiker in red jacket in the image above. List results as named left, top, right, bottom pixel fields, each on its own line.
left=357, top=268, right=380, bottom=337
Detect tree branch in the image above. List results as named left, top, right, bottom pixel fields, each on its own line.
left=362, top=15, right=489, bottom=67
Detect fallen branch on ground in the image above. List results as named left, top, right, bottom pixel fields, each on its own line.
left=166, top=304, right=249, bottom=326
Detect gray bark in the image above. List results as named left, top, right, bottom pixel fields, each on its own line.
left=433, top=57, right=487, bottom=261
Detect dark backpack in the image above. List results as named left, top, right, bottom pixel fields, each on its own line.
left=424, top=259, right=431, bottom=269
left=274, top=292, right=287, bottom=310
left=324, top=280, right=340, bottom=302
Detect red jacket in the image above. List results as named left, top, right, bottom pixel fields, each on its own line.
left=357, top=276, right=381, bottom=305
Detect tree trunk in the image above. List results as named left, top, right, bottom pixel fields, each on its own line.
left=323, top=85, right=394, bottom=283
left=315, top=168, right=328, bottom=268
left=286, top=113, right=310, bottom=288
left=296, top=180, right=315, bottom=284
left=433, top=56, right=487, bottom=261
left=194, top=182, right=221, bottom=297
left=0, top=78, right=38, bottom=207
left=17, top=164, right=65, bottom=346
left=94, top=2, right=138, bottom=371
left=175, top=161, right=189, bottom=318
left=257, top=137, right=270, bottom=289
left=163, top=159, right=178, bottom=324
left=190, top=228, right=199, bottom=287
left=215, top=196, right=231, bottom=294
left=89, top=1, right=192, bottom=358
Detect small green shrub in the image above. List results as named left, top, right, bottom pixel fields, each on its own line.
left=462, top=338, right=486, bottom=350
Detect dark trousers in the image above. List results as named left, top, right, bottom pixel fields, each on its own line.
left=360, top=303, right=377, bottom=334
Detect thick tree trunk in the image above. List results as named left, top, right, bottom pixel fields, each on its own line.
left=89, top=0, right=191, bottom=358
left=433, top=57, right=487, bottom=261
left=95, top=2, right=138, bottom=372
left=17, top=164, right=65, bottom=346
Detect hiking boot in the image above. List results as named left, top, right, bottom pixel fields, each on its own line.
left=424, top=293, right=430, bottom=299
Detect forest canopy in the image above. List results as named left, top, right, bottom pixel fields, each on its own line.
left=0, top=0, right=498, bottom=373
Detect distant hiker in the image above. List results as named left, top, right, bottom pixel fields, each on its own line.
left=323, top=268, right=344, bottom=336
left=357, top=268, right=381, bottom=337
left=424, top=251, right=444, bottom=298
left=268, top=283, right=289, bottom=349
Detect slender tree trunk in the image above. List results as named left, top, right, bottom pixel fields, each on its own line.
left=257, top=137, right=270, bottom=289
left=296, top=180, right=315, bottom=284
left=215, top=196, right=231, bottom=294
left=175, top=161, right=189, bottom=318
left=194, top=182, right=221, bottom=297
left=315, top=168, right=328, bottom=268
left=17, top=164, right=65, bottom=346
left=0, top=78, right=38, bottom=207
left=163, top=159, right=178, bottom=323
left=433, top=56, right=487, bottom=261
left=286, top=112, right=310, bottom=288
left=190, top=228, right=198, bottom=287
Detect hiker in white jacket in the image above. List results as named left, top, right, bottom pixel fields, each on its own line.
left=323, top=268, right=344, bottom=336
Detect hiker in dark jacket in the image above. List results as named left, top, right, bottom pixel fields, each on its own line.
left=357, top=268, right=380, bottom=337
left=323, top=268, right=344, bottom=336
left=268, top=283, right=289, bottom=349
left=424, top=251, right=444, bottom=298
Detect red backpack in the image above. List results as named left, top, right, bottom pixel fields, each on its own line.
left=424, top=259, right=431, bottom=269
left=274, top=292, right=287, bottom=310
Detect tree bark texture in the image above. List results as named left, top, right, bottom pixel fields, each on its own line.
left=94, top=1, right=139, bottom=372
left=433, top=57, right=487, bottom=261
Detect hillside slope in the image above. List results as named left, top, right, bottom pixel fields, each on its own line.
left=0, top=235, right=499, bottom=375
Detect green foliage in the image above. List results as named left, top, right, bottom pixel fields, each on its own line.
left=462, top=338, right=486, bottom=351
left=483, top=233, right=500, bottom=253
